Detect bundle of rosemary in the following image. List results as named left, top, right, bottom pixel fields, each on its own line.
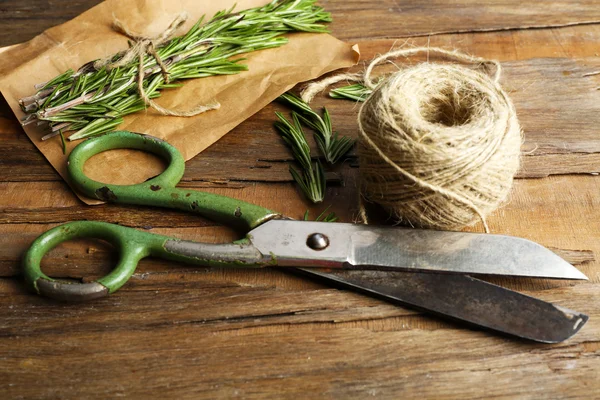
left=275, top=92, right=354, bottom=203
left=19, top=0, right=331, bottom=142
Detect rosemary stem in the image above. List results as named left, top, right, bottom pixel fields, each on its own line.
left=38, top=93, right=95, bottom=118
left=51, top=122, right=72, bottom=132
left=19, top=88, right=55, bottom=106
left=41, top=131, right=63, bottom=141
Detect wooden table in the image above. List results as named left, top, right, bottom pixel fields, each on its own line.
left=2, top=1, right=600, bottom=398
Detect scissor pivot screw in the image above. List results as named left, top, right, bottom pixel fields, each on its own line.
left=307, top=233, right=329, bottom=250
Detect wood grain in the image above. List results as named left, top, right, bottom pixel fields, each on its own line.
left=325, top=0, right=600, bottom=40
left=3, top=0, right=600, bottom=45
left=1, top=277, right=599, bottom=399
left=0, top=0, right=104, bottom=46
left=2, top=1, right=600, bottom=399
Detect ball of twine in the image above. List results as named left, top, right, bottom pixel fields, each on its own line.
left=304, top=48, right=522, bottom=232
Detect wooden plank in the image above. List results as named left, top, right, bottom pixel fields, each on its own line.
left=326, top=0, right=600, bottom=40
left=2, top=0, right=600, bottom=45
left=0, top=0, right=103, bottom=46
left=0, top=277, right=598, bottom=399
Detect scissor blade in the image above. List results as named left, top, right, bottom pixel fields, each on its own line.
left=295, top=268, right=588, bottom=343
left=249, top=221, right=587, bottom=280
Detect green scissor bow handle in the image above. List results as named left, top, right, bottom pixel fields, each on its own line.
left=23, top=221, right=273, bottom=302
left=23, top=221, right=166, bottom=301
left=67, top=131, right=280, bottom=230
left=23, top=131, right=282, bottom=301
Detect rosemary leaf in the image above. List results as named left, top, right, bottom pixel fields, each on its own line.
left=320, top=212, right=338, bottom=222
left=315, top=205, right=338, bottom=222
left=59, top=130, right=67, bottom=155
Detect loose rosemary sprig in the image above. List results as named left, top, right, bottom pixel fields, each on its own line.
left=19, top=0, right=332, bottom=142
left=278, top=92, right=354, bottom=164
left=329, top=83, right=372, bottom=102
left=274, top=111, right=325, bottom=203
left=303, top=206, right=338, bottom=222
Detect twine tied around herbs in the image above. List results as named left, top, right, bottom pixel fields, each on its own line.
left=302, top=47, right=522, bottom=233
left=94, top=13, right=220, bottom=117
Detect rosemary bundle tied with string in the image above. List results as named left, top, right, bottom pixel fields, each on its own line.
left=19, top=0, right=331, bottom=142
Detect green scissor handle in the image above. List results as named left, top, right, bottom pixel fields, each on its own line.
left=23, top=131, right=281, bottom=301
left=67, top=131, right=280, bottom=231
left=23, top=221, right=271, bottom=302
left=23, top=221, right=160, bottom=301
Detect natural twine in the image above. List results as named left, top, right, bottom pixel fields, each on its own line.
left=303, top=47, right=522, bottom=233
left=94, top=13, right=220, bottom=117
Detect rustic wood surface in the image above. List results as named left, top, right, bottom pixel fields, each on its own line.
left=2, top=1, right=600, bottom=399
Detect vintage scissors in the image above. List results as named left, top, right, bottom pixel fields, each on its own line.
left=23, top=131, right=589, bottom=342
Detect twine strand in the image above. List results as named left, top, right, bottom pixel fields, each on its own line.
left=301, top=47, right=501, bottom=104
left=362, top=47, right=502, bottom=89
left=301, top=73, right=362, bottom=104
left=95, top=13, right=220, bottom=117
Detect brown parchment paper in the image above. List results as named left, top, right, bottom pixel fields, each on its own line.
left=0, top=0, right=359, bottom=204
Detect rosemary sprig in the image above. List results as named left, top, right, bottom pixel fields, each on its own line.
left=303, top=206, right=338, bottom=222
left=274, top=111, right=325, bottom=203
left=20, top=0, right=332, bottom=141
left=329, top=83, right=372, bottom=102
left=278, top=92, right=354, bottom=164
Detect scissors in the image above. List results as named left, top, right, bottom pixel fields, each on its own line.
left=23, top=131, right=589, bottom=342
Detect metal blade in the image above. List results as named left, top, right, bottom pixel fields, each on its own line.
left=295, top=268, right=588, bottom=343
left=249, top=220, right=588, bottom=280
